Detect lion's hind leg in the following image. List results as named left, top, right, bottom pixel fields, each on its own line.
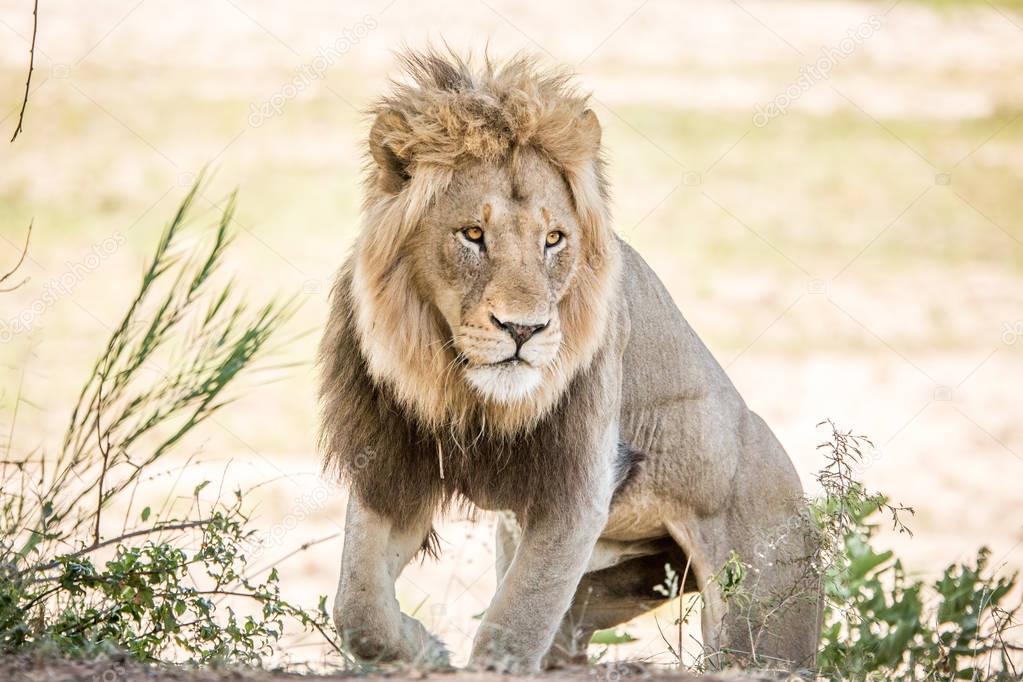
left=545, top=542, right=697, bottom=667
left=665, top=419, right=821, bottom=674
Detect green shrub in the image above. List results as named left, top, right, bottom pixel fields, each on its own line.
left=0, top=178, right=345, bottom=666
left=632, top=422, right=1020, bottom=679
left=815, top=423, right=1020, bottom=680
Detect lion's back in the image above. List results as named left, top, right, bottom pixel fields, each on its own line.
left=615, top=241, right=747, bottom=515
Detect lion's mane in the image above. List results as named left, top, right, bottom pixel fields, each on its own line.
left=318, top=50, right=623, bottom=524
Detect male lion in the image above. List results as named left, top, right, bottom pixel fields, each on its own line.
left=319, top=50, right=819, bottom=673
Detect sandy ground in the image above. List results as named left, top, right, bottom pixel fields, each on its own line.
left=1, top=0, right=1022, bottom=672
left=2, top=653, right=758, bottom=682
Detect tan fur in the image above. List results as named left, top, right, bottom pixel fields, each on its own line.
left=319, top=49, right=820, bottom=674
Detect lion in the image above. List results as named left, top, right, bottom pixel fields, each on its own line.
left=318, top=50, right=820, bottom=674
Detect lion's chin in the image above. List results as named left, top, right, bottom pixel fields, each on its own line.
left=464, top=363, right=543, bottom=404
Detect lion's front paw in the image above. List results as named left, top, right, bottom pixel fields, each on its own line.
left=468, top=631, right=542, bottom=674
left=401, top=615, right=451, bottom=669
left=335, top=607, right=449, bottom=668
left=468, top=653, right=539, bottom=675
left=471, top=656, right=542, bottom=675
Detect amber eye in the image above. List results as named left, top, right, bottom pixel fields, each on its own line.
left=545, top=230, right=564, bottom=247
left=461, top=226, right=484, bottom=244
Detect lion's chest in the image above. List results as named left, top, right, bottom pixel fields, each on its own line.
left=434, top=416, right=595, bottom=517
left=438, top=438, right=543, bottom=516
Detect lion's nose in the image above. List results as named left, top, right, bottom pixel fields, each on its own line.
left=490, top=314, right=548, bottom=349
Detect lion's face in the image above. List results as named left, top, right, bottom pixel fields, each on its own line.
left=347, top=53, right=618, bottom=430
left=409, top=150, right=580, bottom=403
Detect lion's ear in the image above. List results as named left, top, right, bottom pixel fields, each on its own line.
left=579, top=109, right=602, bottom=151
left=369, top=109, right=412, bottom=194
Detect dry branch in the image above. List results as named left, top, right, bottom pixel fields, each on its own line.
left=0, top=220, right=32, bottom=292
left=10, top=0, right=39, bottom=142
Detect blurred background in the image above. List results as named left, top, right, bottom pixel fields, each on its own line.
left=1, top=0, right=1021, bottom=667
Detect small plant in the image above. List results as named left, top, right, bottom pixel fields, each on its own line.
left=0, top=178, right=346, bottom=667
left=643, top=421, right=1020, bottom=679
left=814, top=423, right=1020, bottom=680
left=650, top=558, right=704, bottom=669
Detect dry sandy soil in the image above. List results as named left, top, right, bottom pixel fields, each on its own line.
left=2, top=653, right=766, bottom=682
left=1, top=0, right=1022, bottom=673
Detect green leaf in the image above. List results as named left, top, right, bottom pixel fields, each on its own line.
left=17, top=530, right=43, bottom=558
left=590, top=628, right=637, bottom=645
left=141, top=506, right=151, bottom=522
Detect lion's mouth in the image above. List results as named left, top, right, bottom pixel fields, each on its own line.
left=462, top=358, right=544, bottom=404
left=456, top=350, right=533, bottom=369
left=492, top=356, right=528, bottom=367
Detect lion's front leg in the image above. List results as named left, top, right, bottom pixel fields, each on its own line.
left=469, top=505, right=608, bottom=673
left=469, top=423, right=618, bottom=677
left=334, top=494, right=448, bottom=666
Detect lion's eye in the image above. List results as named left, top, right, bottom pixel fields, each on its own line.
left=545, top=230, right=564, bottom=248
left=461, top=226, right=484, bottom=244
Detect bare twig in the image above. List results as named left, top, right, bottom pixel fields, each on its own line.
left=245, top=531, right=342, bottom=579
left=0, top=221, right=32, bottom=292
left=653, top=612, right=681, bottom=663
left=10, top=0, right=39, bottom=142
left=677, top=553, right=692, bottom=660
left=92, top=374, right=112, bottom=545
